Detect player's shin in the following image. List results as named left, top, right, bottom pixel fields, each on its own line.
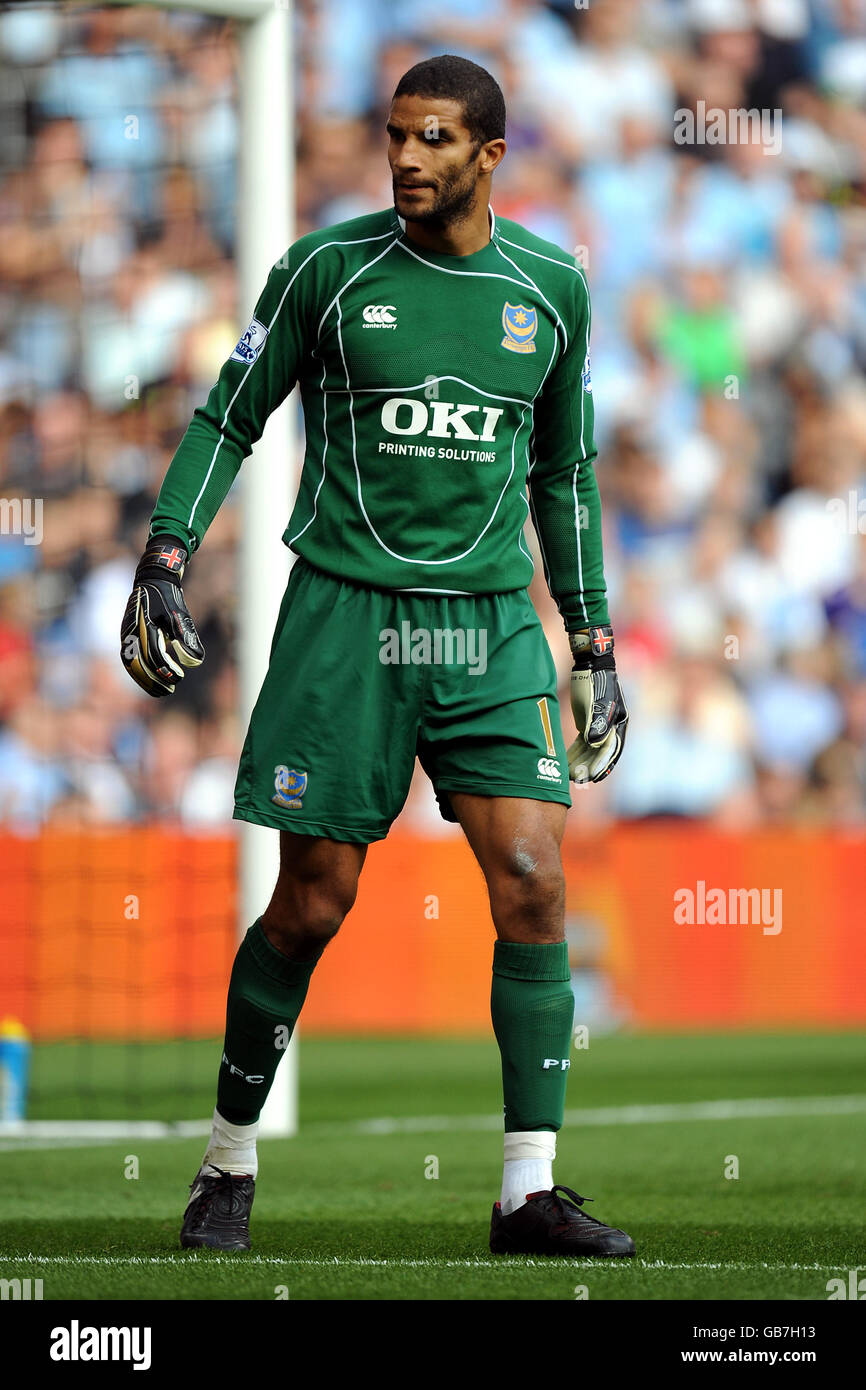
left=202, top=918, right=323, bottom=1177
left=490, top=940, right=574, bottom=1215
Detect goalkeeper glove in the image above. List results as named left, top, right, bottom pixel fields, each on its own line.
left=567, top=624, right=628, bottom=784
left=120, top=535, right=204, bottom=697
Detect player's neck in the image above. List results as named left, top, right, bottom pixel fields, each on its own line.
left=402, top=200, right=493, bottom=259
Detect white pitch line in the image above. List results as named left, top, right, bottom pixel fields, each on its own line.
left=0, top=1255, right=852, bottom=1273
left=1, top=1095, right=864, bottom=1152
left=0, top=1120, right=210, bottom=1141
left=308, top=1093, right=866, bottom=1138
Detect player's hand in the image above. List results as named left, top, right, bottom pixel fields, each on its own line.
left=120, top=535, right=204, bottom=697
left=567, top=624, right=628, bottom=784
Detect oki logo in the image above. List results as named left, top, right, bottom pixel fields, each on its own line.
left=381, top=397, right=504, bottom=441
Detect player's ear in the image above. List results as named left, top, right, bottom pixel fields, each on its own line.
left=479, top=138, right=506, bottom=175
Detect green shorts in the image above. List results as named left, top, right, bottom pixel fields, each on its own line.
left=233, top=559, right=572, bottom=843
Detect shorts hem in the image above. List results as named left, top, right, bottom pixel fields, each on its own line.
left=232, top=803, right=388, bottom=844
left=433, top=779, right=572, bottom=806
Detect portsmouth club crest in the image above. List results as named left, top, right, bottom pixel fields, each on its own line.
left=271, top=764, right=307, bottom=810
left=501, top=302, right=538, bottom=354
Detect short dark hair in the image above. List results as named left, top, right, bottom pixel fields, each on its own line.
left=393, top=54, right=506, bottom=147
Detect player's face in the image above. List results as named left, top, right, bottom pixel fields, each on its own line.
left=387, top=96, right=485, bottom=226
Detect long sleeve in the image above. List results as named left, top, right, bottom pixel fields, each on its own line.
left=527, top=268, right=609, bottom=630
left=148, top=244, right=314, bottom=553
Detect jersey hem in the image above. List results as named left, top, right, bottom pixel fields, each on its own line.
left=282, top=546, right=535, bottom=602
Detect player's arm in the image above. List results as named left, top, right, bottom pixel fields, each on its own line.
left=527, top=269, right=628, bottom=783
left=121, top=246, right=312, bottom=697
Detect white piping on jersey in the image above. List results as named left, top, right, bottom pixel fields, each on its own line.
left=187, top=363, right=253, bottom=536
left=389, top=210, right=539, bottom=581
left=342, top=369, right=537, bottom=565
left=187, top=229, right=396, bottom=537
left=355, top=225, right=567, bottom=576
left=318, top=235, right=564, bottom=570
left=330, top=239, right=401, bottom=376
left=526, top=406, right=587, bottom=627
left=330, top=374, right=532, bottom=409
left=571, top=462, right=588, bottom=624
left=317, top=236, right=400, bottom=340
left=393, top=238, right=569, bottom=332
left=571, top=294, right=592, bottom=623
left=494, top=241, right=569, bottom=578
left=498, top=233, right=588, bottom=279
left=397, top=203, right=496, bottom=240
left=341, top=299, right=533, bottom=567
left=493, top=241, right=569, bottom=362
left=287, top=232, right=403, bottom=547
left=292, top=372, right=534, bottom=549
left=328, top=239, right=564, bottom=570
left=291, top=211, right=574, bottom=578
left=286, top=354, right=329, bottom=548
left=526, top=418, right=555, bottom=600
left=501, top=234, right=592, bottom=624
left=518, top=487, right=534, bottom=568
left=314, top=223, right=536, bottom=570
left=527, top=492, right=554, bottom=600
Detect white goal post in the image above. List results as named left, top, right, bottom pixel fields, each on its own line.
left=1, top=0, right=298, bottom=1142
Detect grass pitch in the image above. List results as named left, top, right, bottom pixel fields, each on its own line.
left=1, top=1031, right=864, bottom=1301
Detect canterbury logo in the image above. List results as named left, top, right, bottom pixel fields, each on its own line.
left=362, top=304, right=397, bottom=327
left=537, top=757, right=561, bottom=780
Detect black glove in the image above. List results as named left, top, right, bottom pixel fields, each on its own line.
left=120, top=535, right=204, bottom=697
left=567, top=624, right=629, bottom=783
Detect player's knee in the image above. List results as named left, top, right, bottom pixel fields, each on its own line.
left=490, top=842, right=565, bottom=935
left=301, top=877, right=358, bottom=937
left=262, top=873, right=358, bottom=957
left=503, top=841, right=564, bottom=902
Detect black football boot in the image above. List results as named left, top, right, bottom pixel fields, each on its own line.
left=180, top=1165, right=255, bottom=1251
left=490, top=1184, right=635, bottom=1257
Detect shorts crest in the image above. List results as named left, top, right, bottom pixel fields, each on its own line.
left=271, top=765, right=307, bottom=809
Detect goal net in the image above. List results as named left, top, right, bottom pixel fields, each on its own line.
left=0, top=0, right=294, bottom=1140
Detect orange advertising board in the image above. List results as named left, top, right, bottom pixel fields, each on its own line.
left=1, top=827, right=864, bottom=1037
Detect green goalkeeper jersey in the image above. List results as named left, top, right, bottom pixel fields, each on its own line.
left=149, top=206, right=609, bottom=629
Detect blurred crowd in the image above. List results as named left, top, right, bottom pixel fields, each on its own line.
left=0, top=0, right=865, bottom=831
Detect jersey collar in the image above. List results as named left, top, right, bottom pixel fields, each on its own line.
left=392, top=204, right=500, bottom=268
left=395, top=203, right=496, bottom=235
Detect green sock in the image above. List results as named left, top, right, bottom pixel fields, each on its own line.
left=216, top=919, right=321, bottom=1125
left=491, top=940, right=574, bottom=1132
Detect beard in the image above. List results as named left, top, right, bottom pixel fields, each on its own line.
left=393, top=151, right=480, bottom=227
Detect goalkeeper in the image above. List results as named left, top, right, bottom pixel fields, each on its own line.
left=120, top=53, right=631, bottom=1260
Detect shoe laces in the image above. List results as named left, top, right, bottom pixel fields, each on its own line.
left=195, top=1165, right=244, bottom=1217
left=544, top=1184, right=605, bottom=1228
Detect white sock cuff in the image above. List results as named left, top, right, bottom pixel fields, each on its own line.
left=212, top=1108, right=259, bottom=1146
left=503, top=1131, right=557, bottom=1163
